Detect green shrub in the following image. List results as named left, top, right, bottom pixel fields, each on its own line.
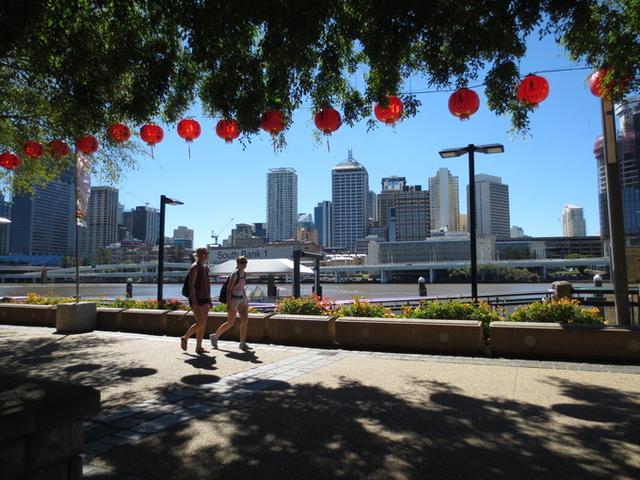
left=109, top=298, right=188, bottom=310
left=276, top=294, right=331, bottom=315
left=508, top=298, right=603, bottom=324
left=402, top=300, right=502, bottom=337
left=336, top=297, right=393, bottom=318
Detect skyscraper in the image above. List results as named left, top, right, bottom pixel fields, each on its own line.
left=332, top=150, right=368, bottom=251
left=563, top=204, right=587, bottom=237
left=378, top=185, right=430, bottom=241
left=132, top=206, right=160, bottom=245
left=0, top=194, right=11, bottom=255
left=366, top=190, right=378, bottom=222
left=266, top=167, right=298, bottom=241
left=10, top=170, right=75, bottom=256
left=596, top=96, right=640, bottom=241
left=83, top=186, right=119, bottom=258
left=173, top=226, right=194, bottom=249
left=314, top=200, right=332, bottom=247
left=468, top=174, right=511, bottom=240
left=428, top=168, right=460, bottom=232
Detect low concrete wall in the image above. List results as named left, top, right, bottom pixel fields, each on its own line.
left=490, top=321, right=640, bottom=362
left=336, top=317, right=484, bottom=354
left=0, top=304, right=56, bottom=327
left=166, top=310, right=196, bottom=337
left=120, top=309, right=169, bottom=334
left=0, top=375, right=100, bottom=479
left=269, top=314, right=335, bottom=347
left=56, top=302, right=97, bottom=333
left=208, top=312, right=271, bottom=342
left=96, top=307, right=127, bottom=331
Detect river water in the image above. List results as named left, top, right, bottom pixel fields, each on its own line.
left=0, top=282, right=561, bottom=301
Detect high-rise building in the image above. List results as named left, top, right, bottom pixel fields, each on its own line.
left=366, top=190, right=378, bottom=222
left=314, top=201, right=332, bottom=247
left=378, top=185, right=430, bottom=241
left=381, top=176, right=406, bottom=191
left=596, top=97, right=640, bottom=241
left=266, top=168, right=298, bottom=241
left=510, top=225, right=525, bottom=238
left=173, top=225, right=194, bottom=249
left=10, top=171, right=75, bottom=256
left=428, top=168, right=460, bottom=232
left=253, top=222, right=267, bottom=239
left=0, top=195, right=11, bottom=255
left=468, top=174, right=511, bottom=240
left=332, top=150, right=369, bottom=251
left=132, top=206, right=160, bottom=245
left=562, top=204, right=587, bottom=237
left=83, top=186, right=119, bottom=258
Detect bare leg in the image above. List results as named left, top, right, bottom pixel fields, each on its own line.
left=213, top=303, right=238, bottom=340
left=194, top=305, right=208, bottom=351
left=238, top=300, right=249, bottom=343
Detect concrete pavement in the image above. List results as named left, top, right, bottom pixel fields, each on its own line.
left=1, top=325, right=639, bottom=479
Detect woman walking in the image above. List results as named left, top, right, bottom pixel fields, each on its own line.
left=210, top=256, right=251, bottom=351
left=181, top=247, right=212, bottom=354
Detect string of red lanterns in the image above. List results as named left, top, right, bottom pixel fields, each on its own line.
left=1, top=69, right=623, bottom=171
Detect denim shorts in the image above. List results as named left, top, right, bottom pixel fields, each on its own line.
left=228, top=295, right=248, bottom=310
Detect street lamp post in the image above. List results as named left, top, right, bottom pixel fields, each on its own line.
left=439, top=143, right=504, bottom=302
left=157, top=195, right=184, bottom=304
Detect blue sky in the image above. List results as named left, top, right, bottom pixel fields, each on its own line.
left=110, top=35, right=605, bottom=248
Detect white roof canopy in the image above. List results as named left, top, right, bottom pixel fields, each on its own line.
left=211, top=258, right=314, bottom=275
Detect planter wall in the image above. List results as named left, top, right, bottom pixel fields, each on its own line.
left=208, top=312, right=271, bottom=342
left=56, top=302, right=97, bottom=333
left=96, top=307, right=127, bottom=331
left=120, top=309, right=168, bottom=334
left=490, top=321, right=640, bottom=362
left=269, top=314, right=336, bottom=347
left=336, top=317, right=484, bottom=354
left=0, top=304, right=56, bottom=327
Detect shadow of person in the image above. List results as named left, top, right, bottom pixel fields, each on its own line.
left=184, top=354, right=217, bottom=370
left=224, top=350, right=262, bottom=364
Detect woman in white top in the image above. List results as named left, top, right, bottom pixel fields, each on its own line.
left=210, top=256, right=251, bottom=351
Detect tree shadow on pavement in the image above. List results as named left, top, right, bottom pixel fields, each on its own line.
left=0, top=332, right=156, bottom=410
left=95, top=377, right=640, bottom=480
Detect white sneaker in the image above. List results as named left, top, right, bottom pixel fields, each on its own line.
left=210, top=334, right=218, bottom=349
left=239, top=342, right=251, bottom=351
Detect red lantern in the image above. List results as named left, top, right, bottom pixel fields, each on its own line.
left=215, top=119, right=241, bottom=143
left=140, top=123, right=163, bottom=158
left=260, top=110, right=286, bottom=135
left=314, top=107, right=342, bottom=152
left=374, top=96, right=403, bottom=125
left=0, top=152, right=21, bottom=170
left=448, top=88, right=480, bottom=120
left=516, top=74, right=549, bottom=107
left=588, top=69, right=608, bottom=98
left=23, top=141, right=44, bottom=159
left=76, top=135, right=99, bottom=155
left=177, top=118, right=201, bottom=158
left=107, top=123, right=131, bottom=143
left=49, top=140, right=71, bottom=158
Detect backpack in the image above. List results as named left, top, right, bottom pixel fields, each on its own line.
left=181, top=273, right=190, bottom=298
left=218, top=272, right=236, bottom=304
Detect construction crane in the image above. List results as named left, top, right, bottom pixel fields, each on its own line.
left=211, top=218, right=234, bottom=245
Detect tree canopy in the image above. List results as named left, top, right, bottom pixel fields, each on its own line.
left=1, top=0, right=639, bottom=190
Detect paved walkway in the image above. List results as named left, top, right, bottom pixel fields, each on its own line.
left=1, top=325, right=640, bottom=479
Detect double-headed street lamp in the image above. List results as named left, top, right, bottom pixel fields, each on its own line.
left=157, top=194, right=184, bottom=304
left=439, top=143, right=504, bottom=303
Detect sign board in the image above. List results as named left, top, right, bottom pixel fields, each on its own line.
left=209, top=246, right=294, bottom=264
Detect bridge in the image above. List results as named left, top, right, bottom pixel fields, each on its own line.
left=0, top=257, right=610, bottom=283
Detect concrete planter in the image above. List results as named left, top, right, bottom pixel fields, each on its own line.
left=490, top=321, right=640, bottom=362
left=96, top=307, right=127, bottom=331
left=336, top=317, right=484, bottom=354
left=208, top=312, right=271, bottom=342
left=120, top=309, right=168, bottom=334
left=166, top=310, right=196, bottom=337
left=0, top=304, right=57, bottom=327
left=269, top=314, right=335, bottom=347
left=56, top=303, right=97, bottom=333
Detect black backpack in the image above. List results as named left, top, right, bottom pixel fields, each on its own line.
left=181, top=273, right=190, bottom=298
left=218, top=272, right=235, bottom=304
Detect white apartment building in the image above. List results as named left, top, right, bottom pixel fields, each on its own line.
left=266, top=167, right=298, bottom=241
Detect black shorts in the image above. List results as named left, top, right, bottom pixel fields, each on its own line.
left=190, top=298, right=212, bottom=307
